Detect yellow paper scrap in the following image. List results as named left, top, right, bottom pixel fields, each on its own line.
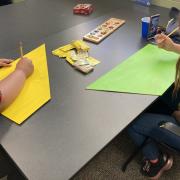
left=59, top=44, right=74, bottom=52
left=0, top=44, right=51, bottom=124
left=52, top=41, right=100, bottom=69
left=66, top=56, right=74, bottom=65
left=52, top=49, right=67, bottom=58
left=87, top=57, right=100, bottom=66
left=71, top=40, right=90, bottom=51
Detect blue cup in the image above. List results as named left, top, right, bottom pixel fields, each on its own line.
left=141, top=17, right=150, bottom=38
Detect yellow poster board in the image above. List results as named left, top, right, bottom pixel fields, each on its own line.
left=0, top=44, right=51, bottom=124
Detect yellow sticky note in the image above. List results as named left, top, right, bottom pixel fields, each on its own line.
left=66, top=56, right=74, bottom=65
left=52, top=49, right=67, bottom=58
left=0, top=44, right=51, bottom=124
left=52, top=49, right=60, bottom=56
left=87, top=57, right=100, bottom=66
left=71, top=40, right=90, bottom=51
left=52, top=49, right=64, bottom=57
left=59, top=44, right=74, bottom=52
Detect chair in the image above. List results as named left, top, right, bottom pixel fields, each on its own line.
left=122, top=122, right=180, bottom=172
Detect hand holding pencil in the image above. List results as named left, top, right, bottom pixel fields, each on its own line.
left=16, top=42, right=34, bottom=78
left=16, top=57, right=34, bottom=78
left=155, top=27, right=179, bottom=52
left=155, top=33, right=175, bottom=51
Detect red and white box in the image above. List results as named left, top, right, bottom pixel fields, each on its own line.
left=73, top=4, right=93, bottom=15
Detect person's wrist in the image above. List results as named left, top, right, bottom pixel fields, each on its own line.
left=172, top=43, right=180, bottom=53
left=14, top=69, right=27, bottom=79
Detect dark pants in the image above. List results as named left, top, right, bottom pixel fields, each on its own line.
left=128, top=85, right=180, bottom=160
left=128, top=113, right=180, bottom=160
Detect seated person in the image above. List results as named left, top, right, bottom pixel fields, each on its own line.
left=0, top=57, right=33, bottom=179
left=128, top=34, right=180, bottom=179
left=0, top=57, right=34, bottom=112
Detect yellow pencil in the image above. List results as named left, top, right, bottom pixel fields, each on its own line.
left=167, top=26, right=179, bottom=37
left=153, top=27, right=179, bottom=44
left=19, top=41, right=24, bottom=59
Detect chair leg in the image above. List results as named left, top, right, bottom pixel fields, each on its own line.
left=121, top=147, right=141, bottom=172
left=122, top=138, right=148, bottom=172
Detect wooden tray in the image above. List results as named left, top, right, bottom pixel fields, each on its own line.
left=83, top=18, right=125, bottom=44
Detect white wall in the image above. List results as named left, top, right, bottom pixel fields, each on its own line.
left=152, top=0, right=180, bottom=9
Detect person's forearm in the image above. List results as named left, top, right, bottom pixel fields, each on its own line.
left=172, top=43, right=180, bottom=54
left=0, top=70, right=26, bottom=112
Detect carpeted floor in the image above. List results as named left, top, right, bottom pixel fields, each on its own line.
left=72, top=131, right=180, bottom=180
left=0, top=131, right=179, bottom=180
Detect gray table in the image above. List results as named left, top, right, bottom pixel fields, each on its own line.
left=0, top=1, right=170, bottom=180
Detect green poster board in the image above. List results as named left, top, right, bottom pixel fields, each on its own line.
left=87, top=44, right=179, bottom=96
